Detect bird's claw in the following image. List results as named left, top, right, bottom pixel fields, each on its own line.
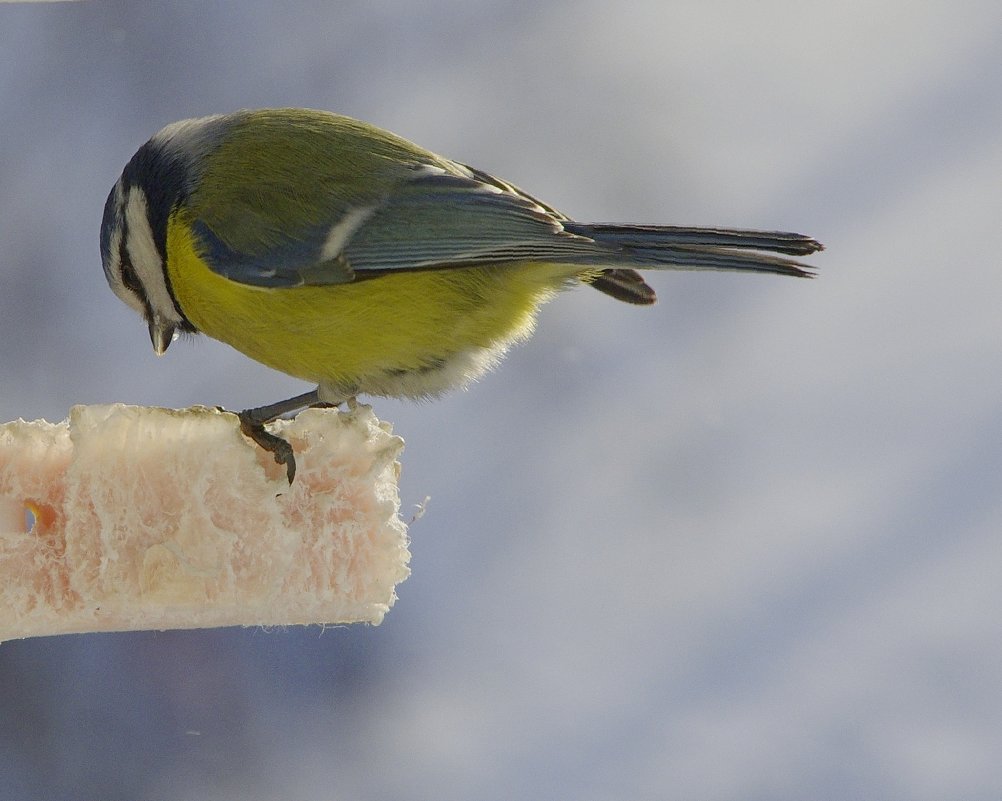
left=237, top=410, right=297, bottom=483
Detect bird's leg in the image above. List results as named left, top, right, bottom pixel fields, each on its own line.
left=236, top=389, right=322, bottom=483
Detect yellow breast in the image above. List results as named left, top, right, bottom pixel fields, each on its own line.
left=165, top=213, right=583, bottom=399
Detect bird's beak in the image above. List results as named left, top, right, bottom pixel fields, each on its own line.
left=149, top=318, right=177, bottom=356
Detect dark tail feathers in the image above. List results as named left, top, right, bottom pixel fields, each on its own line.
left=567, top=223, right=823, bottom=304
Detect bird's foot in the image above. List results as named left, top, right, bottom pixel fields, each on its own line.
left=238, top=410, right=297, bottom=484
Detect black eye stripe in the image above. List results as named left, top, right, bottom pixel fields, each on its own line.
left=121, top=258, right=142, bottom=294
left=116, top=217, right=142, bottom=294
left=115, top=210, right=156, bottom=325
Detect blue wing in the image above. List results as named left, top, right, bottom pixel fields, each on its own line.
left=189, top=162, right=819, bottom=287
left=189, top=165, right=610, bottom=288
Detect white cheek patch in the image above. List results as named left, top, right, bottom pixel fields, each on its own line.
left=102, top=185, right=145, bottom=319
left=124, top=188, right=183, bottom=325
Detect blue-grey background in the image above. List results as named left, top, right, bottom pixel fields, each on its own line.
left=2, top=2, right=1001, bottom=799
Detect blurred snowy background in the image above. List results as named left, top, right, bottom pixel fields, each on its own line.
left=2, top=1, right=1001, bottom=799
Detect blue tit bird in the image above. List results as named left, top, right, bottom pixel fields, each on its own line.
left=100, top=108, right=822, bottom=481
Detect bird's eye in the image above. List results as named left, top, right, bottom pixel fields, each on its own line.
left=117, top=236, right=142, bottom=294
left=121, top=261, right=142, bottom=294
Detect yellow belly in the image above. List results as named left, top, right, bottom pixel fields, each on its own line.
left=165, top=213, right=583, bottom=398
